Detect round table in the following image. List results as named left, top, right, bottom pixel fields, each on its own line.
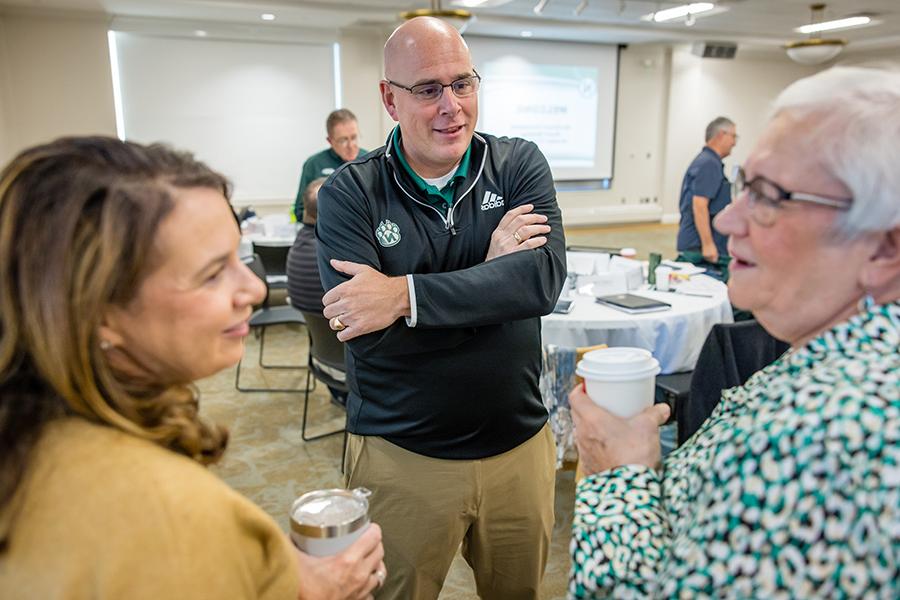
left=541, top=277, right=733, bottom=374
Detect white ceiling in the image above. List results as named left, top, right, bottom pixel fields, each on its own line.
left=2, top=0, right=899, bottom=53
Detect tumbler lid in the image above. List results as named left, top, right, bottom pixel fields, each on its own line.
left=290, top=488, right=370, bottom=539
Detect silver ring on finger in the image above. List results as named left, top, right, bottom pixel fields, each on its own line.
left=374, top=568, right=386, bottom=588
left=513, top=230, right=523, bottom=243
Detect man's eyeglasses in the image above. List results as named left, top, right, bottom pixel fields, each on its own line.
left=386, top=70, right=481, bottom=103
left=331, top=135, right=358, bottom=147
left=732, top=166, right=852, bottom=227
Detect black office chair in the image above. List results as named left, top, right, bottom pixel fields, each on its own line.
left=677, top=319, right=790, bottom=445
left=655, top=371, right=692, bottom=424
left=252, top=242, right=290, bottom=290
left=299, top=311, right=347, bottom=443
left=235, top=254, right=307, bottom=392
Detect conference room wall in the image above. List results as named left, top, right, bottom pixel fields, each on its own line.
left=0, top=12, right=386, bottom=201
left=836, top=47, right=900, bottom=65
left=659, top=46, right=820, bottom=223
left=0, top=11, right=117, bottom=166
left=338, top=27, right=392, bottom=158
left=0, top=17, right=11, bottom=165
left=0, top=12, right=875, bottom=227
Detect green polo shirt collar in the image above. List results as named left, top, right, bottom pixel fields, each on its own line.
left=392, top=127, right=471, bottom=212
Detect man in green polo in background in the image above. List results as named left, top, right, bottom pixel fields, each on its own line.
left=293, top=108, right=365, bottom=221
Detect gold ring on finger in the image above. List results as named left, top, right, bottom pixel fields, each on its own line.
left=513, top=230, right=523, bottom=243
left=330, top=316, right=346, bottom=331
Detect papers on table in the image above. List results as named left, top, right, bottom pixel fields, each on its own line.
left=660, top=260, right=705, bottom=276
left=579, top=272, right=628, bottom=297
left=674, top=274, right=723, bottom=296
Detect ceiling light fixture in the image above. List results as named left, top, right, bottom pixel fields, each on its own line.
left=795, top=15, right=871, bottom=34
left=194, top=29, right=208, bottom=37
left=785, top=4, right=846, bottom=65
left=260, top=13, right=276, bottom=21
left=574, top=0, right=588, bottom=16
left=651, top=2, right=714, bottom=23
left=533, top=0, right=550, bottom=15
left=451, top=0, right=514, bottom=7
left=521, top=30, right=534, bottom=37
left=401, top=0, right=473, bottom=34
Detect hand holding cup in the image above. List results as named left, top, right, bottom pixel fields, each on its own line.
left=570, top=384, right=670, bottom=475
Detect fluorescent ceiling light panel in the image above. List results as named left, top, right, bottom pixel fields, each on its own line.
left=260, top=13, right=276, bottom=21
left=452, top=0, right=513, bottom=7
left=652, top=2, right=714, bottom=23
left=795, top=15, right=872, bottom=34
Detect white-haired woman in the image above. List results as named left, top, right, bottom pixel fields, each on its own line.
left=569, top=66, right=900, bottom=598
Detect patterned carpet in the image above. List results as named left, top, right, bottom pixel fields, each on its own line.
left=198, top=223, right=678, bottom=599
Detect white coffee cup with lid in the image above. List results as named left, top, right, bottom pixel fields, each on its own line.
left=290, top=487, right=371, bottom=556
left=576, top=347, right=661, bottom=418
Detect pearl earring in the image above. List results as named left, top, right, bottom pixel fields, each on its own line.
left=100, top=340, right=112, bottom=351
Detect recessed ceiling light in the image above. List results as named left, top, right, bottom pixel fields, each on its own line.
left=795, top=15, right=872, bottom=34
left=521, top=30, right=534, bottom=37
left=194, top=30, right=208, bottom=37
left=260, top=13, right=276, bottom=21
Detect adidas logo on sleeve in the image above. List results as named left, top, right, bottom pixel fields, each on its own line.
left=480, top=191, right=504, bottom=211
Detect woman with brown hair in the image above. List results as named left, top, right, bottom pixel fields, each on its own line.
left=0, top=136, right=384, bottom=599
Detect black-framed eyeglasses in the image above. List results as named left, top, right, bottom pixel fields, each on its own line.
left=732, top=166, right=852, bottom=227
left=386, top=70, right=481, bottom=103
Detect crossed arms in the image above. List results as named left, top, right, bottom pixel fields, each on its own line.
left=315, top=145, right=566, bottom=357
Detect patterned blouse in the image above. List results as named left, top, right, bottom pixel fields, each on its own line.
left=570, top=301, right=900, bottom=599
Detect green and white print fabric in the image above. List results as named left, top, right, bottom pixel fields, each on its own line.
left=570, top=301, right=900, bottom=599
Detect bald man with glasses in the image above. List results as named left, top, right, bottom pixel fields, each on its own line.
left=314, top=16, right=566, bottom=600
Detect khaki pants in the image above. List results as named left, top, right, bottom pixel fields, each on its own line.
left=344, top=424, right=556, bottom=600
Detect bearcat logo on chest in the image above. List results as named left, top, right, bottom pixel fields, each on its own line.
left=375, top=219, right=401, bottom=247
left=480, top=191, right=504, bottom=211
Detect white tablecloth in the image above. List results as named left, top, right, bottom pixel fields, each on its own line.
left=541, top=278, right=733, bottom=374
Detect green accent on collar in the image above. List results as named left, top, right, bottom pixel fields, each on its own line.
left=392, top=127, right=471, bottom=211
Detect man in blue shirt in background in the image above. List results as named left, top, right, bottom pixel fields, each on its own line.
left=676, top=116, right=737, bottom=280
